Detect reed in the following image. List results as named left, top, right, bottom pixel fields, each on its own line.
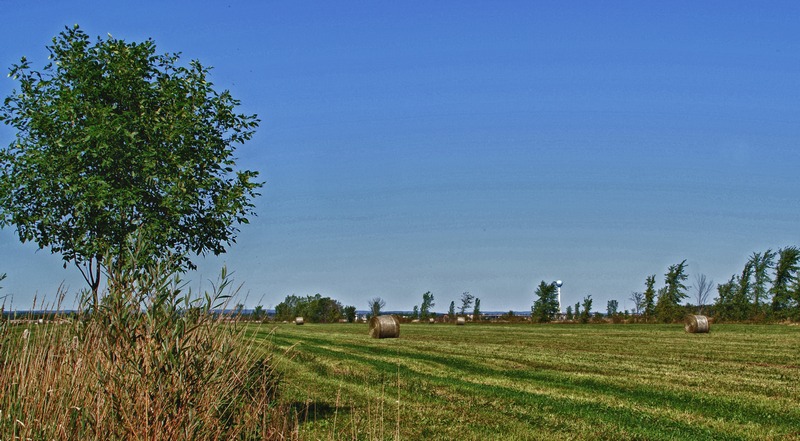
left=1, top=248, right=292, bottom=440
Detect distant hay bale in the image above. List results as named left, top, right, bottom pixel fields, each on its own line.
left=685, top=315, right=710, bottom=333
left=428, top=318, right=435, bottom=324
left=369, top=315, right=400, bottom=339
left=455, top=317, right=466, bottom=326
left=295, top=317, right=304, bottom=325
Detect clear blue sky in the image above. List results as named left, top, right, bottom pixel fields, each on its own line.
left=1, top=1, right=798, bottom=312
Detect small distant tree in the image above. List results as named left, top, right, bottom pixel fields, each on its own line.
left=565, top=305, right=573, bottom=320
left=532, top=281, right=559, bottom=323
left=579, top=295, right=592, bottom=324
left=343, top=305, right=357, bottom=323
left=714, top=276, right=738, bottom=322
left=412, top=305, right=419, bottom=319
left=472, top=297, right=481, bottom=321
left=574, top=302, right=580, bottom=318
left=368, top=297, right=385, bottom=318
left=252, top=305, right=266, bottom=321
left=643, top=275, right=657, bottom=322
left=628, top=291, right=644, bottom=316
left=420, top=291, right=435, bottom=319
left=448, top=301, right=456, bottom=321
left=606, top=299, right=618, bottom=317
left=749, top=250, right=775, bottom=317
left=693, top=274, right=714, bottom=315
left=233, top=303, right=245, bottom=317
left=459, top=291, right=474, bottom=317
left=655, top=260, right=688, bottom=323
left=771, top=247, right=799, bottom=317
left=733, top=261, right=754, bottom=320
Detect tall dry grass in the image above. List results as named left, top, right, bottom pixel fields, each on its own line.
left=1, top=251, right=294, bottom=440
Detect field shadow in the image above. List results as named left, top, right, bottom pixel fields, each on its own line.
left=288, top=400, right=351, bottom=424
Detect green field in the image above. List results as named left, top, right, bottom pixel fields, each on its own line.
left=247, top=322, right=800, bottom=440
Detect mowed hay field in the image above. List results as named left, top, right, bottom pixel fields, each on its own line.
left=246, top=323, right=800, bottom=440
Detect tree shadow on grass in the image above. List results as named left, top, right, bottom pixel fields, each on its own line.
left=288, top=400, right=351, bottom=425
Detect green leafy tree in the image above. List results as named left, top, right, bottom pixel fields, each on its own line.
left=0, top=26, right=261, bottom=305
left=412, top=305, right=419, bottom=320
left=580, top=295, right=592, bottom=324
left=459, top=291, right=474, bottom=317
left=420, top=291, right=435, bottom=319
left=252, top=305, right=266, bottom=321
left=656, top=261, right=688, bottom=323
left=531, top=281, right=558, bottom=323
left=448, top=301, right=456, bottom=321
left=472, top=297, right=481, bottom=321
left=606, top=299, right=618, bottom=317
left=565, top=305, right=573, bottom=320
left=643, top=275, right=657, bottom=322
left=275, top=294, right=343, bottom=323
left=274, top=294, right=301, bottom=321
left=573, top=302, right=580, bottom=319
left=771, top=246, right=800, bottom=316
left=343, top=305, right=357, bottom=323
left=714, top=276, right=738, bottom=322
left=749, top=250, right=775, bottom=316
left=733, top=261, right=754, bottom=320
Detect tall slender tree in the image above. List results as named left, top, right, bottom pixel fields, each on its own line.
left=656, top=260, right=688, bottom=322
left=643, top=275, right=657, bottom=322
left=714, top=276, right=738, bottom=322
left=771, top=247, right=800, bottom=316
left=693, top=274, right=714, bottom=314
left=579, top=295, right=593, bottom=324
left=472, top=298, right=481, bottom=321
left=459, top=291, right=474, bottom=317
left=420, top=291, right=435, bottom=319
left=629, top=291, right=644, bottom=316
left=749, top=250, right=775, bottom=316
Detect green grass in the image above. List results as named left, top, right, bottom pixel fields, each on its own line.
left=247, top=322, right=800, bottom=440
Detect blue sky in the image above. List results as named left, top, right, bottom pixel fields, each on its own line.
left=1, top=1, right=798, bottom=312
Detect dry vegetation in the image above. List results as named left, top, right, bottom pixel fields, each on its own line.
left=0, top=262, right=291, bottom=440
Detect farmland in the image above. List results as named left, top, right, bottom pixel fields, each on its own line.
left=247, top=322, right=800, bottom=440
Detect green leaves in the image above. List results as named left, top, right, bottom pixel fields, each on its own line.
left=0, top=25, right=262, bottom=293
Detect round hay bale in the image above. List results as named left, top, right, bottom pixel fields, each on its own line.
left=295, top=317, right=304, bottom=325
left=369, top=315, right=400, bottom=339
left=455, top=317, right=466, bottom=326
left=428, top=318, right=435, bottom=324
left=685, top=314, right=710, bottom=333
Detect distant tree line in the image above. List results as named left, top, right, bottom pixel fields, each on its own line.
left=274, top=294, right=354, bottom=323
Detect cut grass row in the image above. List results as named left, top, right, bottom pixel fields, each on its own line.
left=247, top=323, right=800, bottom=440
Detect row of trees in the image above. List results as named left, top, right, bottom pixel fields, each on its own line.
left=409, top=291, right=482, bottom=321
left=714, top=247, right=800, bottom=321
left=613, top=247, right=799, bottom=324
left=273, top=294, right=357, bottom=323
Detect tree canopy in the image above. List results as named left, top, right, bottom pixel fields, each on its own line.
left=0, top=26, right=261, bottom=299
left=532, top=281, right=558, bottom=323
left=275, top=294, right=343, bottom=323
